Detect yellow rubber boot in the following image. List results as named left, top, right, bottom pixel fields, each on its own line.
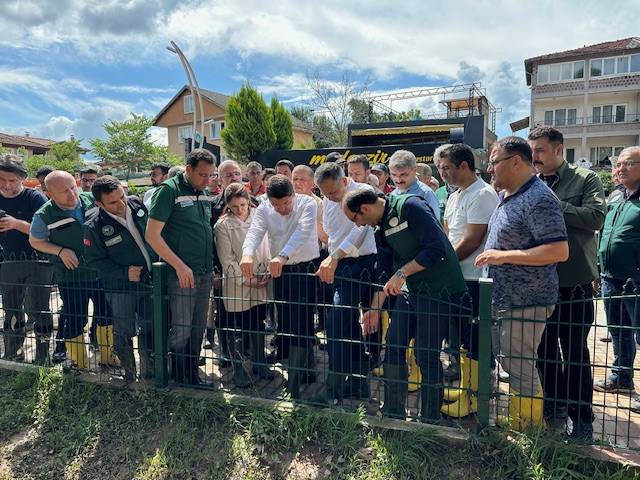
left=372, top=311, right=390, bottom=377
left=406, top=339, right=422, bottom=393
left=498, top=389, right=545, bottom=432
left=65, top=335, right=89, bottom=370
left=97, top=325, right=120, bottom=367
left=443, top=349, right=468, bottom=403
left=441, top=355, right=478, bottom=418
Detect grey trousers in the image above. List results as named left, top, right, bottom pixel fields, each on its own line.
left=493, top=305, right=554, bottom=396
left=168, top=274, right=213, bottom=355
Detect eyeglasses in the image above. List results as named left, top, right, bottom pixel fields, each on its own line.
left=487, top=154, right=517, bottom=168
left=617, top=159, right=640, bottom=168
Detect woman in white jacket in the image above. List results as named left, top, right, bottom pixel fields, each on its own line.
left=214, top=183, right=272, bottom=387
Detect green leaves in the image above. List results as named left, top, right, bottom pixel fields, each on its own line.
left=271, top=96, right=294, bottom=151
left=222, top=83, right=277, bottom=162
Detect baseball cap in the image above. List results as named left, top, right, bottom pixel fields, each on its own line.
left=371, top=163, right=389, bottom=174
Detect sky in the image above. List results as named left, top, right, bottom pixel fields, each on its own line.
left=1, top=0, right=639, bottom=149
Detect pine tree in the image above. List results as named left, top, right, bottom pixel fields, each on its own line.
left=221, top=83, right=276, bottom=162
left=270, top=96, right=294, bottom=150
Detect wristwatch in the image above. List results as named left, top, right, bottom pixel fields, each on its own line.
left=330, top=251, right=341, bottom=261
left=395, top=270, right=407, bottom=280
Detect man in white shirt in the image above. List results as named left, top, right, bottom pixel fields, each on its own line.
left=240, top=175, right=319, bottom=399
left=313, top=162, right=378, bottom=404
left=437, top=144, right=499, bottom=418
left=389, top=150, right=440, bottom=220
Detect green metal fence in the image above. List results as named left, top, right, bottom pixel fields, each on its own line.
left=1, top=259, right=640, bottom=450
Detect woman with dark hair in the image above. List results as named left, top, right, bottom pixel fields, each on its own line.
left=214, top=183, right=272, bottom=387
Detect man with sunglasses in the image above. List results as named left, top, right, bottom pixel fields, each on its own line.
left=475, top=136, right=569, bottom=431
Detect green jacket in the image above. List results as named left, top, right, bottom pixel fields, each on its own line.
left=598, top=191, right=640, bottom=281
left=34, top=192, right=98, bottom=283
left=541, top=161, right=606, bottom=287
left=83, top=196, right=158, bottom=291
left=378, top=194, right=466, bottom=298
left=148, top=172, right=214, bottom=276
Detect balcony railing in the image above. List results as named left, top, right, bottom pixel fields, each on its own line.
left=534, top=113, right=640, bottom=128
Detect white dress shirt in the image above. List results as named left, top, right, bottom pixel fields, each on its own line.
left=105, top=205, right=152, bottom=270
left=242, top=194, right=319, bottom=264
left=323, top=179, right=377, bottom=258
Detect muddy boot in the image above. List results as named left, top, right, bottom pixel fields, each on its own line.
left=309, top=372, right=345, bottom=406
left=230, top=333, right=251, bottom=389
left=3, top=326, right=25, bottom=360
left=382, top=364, right=408, bottom=419
left=115, top=338, right=136, bottom=383
left=139, top=349, right=154, bottom=380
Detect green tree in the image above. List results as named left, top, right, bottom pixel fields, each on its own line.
left=24, top=139, right=85, bottom=177
left=150, top=145, right=184, bottom=167
left=290, top=107, right=338, bottom=149
left=270, top=97, right=294, bottom=150
left=349, top=98, right=422, bottom=124
left=90, top=114, right=156, bottom=179
left=222, top=83, right=276, bottom=162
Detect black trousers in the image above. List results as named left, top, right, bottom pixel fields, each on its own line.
left=59, top=280, right=112, bottom=339
left=273, top=261, right=317, bottom=352
left=537, top=284, right=594, bottom=426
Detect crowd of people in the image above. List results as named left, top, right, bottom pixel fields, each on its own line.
left=1, top=126, right=640, bottom=442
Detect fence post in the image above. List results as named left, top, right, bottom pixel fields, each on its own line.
left=476, top=278, right=494, bottom=429
left=153, top=262, right=169, bottom=388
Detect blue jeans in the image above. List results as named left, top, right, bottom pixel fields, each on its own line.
left=325, top=255, right=375, bottom=376
left=602, top=277, right=640, bottom=385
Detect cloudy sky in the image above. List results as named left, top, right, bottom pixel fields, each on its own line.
left=1, top=0, right=639, bottom=147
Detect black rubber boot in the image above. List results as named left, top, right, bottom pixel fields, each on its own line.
left=382, top=364, right=408, bottom=419
left=420, top=384, right=444, bottom=424
left=250, top=332, right=274, bottom=380
left=115, top=337, right=136, bottom=383
left=309, top=372, right=345, bottom=406
left=287, top=345, right=309, bottom=400
left=34, top=335, right=50, bottom=365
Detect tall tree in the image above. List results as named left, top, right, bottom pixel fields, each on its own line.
left=222, top=83, right=276, bottom=162
left=306, top=73, right=370, bottom=147
left=89, top=114, right=156, bottom=179
left=270, top=97, right=294, bottom=150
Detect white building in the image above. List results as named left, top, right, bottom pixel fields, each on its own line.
left=524, top=37, right=640, bottom=166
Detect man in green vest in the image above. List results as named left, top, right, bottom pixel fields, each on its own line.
left=84, top=176, right=158, bottom=383
left=29, top=170, right=114, bottom=370
left=146, top=149, right=216, bottom=385
left=343, top=187, right=468, bottom=422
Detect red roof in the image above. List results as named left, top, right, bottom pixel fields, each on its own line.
left=524, top=37, right=640, bottom=85
left=0, top=132, right=56, bottom=150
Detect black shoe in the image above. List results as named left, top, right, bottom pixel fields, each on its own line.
left=218, top=357, right=231, bottom=369
left=594, top=377, right=634, bottom=394
left=569, top=423, right=593, bottom=442
left=199, top=357, right=207, bottom=366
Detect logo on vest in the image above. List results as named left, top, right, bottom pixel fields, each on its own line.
left=388, top=217, right=399, bottom=227
left=102, top=225, right=115, bottom=236
left=136, top=209, right=145, bottom=218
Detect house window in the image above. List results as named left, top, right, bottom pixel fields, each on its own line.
left=178, top=126, right=193, bottom=144
left=210, top=120, right=225, bottom=140
left=536, top=61, right=585, bottom=84
left=184, top=95, right=194, bottom=114
left=592, top=104, right=626, bottom=123
left=614, top=146, right=625, bottom=157
left=544, top=108, right=577, bottom=126
left=590, top=55, right=638, bottom=77
left=566, top=148, right=575, bottom=164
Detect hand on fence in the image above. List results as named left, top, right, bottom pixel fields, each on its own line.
left=361, top=310, right=380, bottom=335
left=316, top=256, right=338, bottom=284
left=176, top=262, right=195, bottom=289
left=268, top=256, right=286, bottom=279
left=59, top=248, right=79, bottom=270
left=128, top=266, right=143, bottom=283
left=383, top=275, right=404, bottom=296
left=240, top=256, right=254, bottom=280
left=243, top=275, right=270, bottom=288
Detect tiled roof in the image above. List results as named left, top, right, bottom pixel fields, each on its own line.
left=526, top=37, right=640, bottom=64
left=524, top=37, right=640, bottom=85
left=0, top=132, right=56, bottom=149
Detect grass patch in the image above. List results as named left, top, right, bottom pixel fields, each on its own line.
left=0, top=369, right=638, bottom=479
